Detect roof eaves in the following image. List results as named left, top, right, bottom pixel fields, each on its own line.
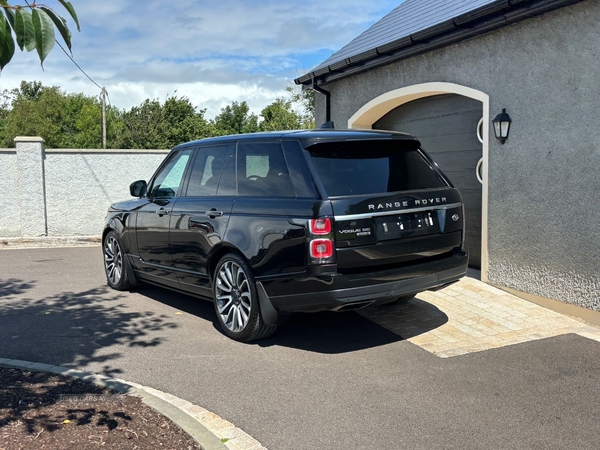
left=453, top=0, right=510, bottom=25
left=409, top=18, right=456, bottom=42
left=295, top=0, right=584, bottom=86
left=300, top=14, right=510, bottom=85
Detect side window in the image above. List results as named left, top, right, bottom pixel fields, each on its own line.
left=282, top=140, right=319, bottom=198
left=185, top=146, right=227, bottom=197
left=237, top=142, right=295, bottom=197
left=149, top=149, right=193, bottom=198
left=217, top=144, right=236, bottom=196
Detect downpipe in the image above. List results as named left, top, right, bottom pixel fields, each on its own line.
left=312, top=78, right=334, bottom=129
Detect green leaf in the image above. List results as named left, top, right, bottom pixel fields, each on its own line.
left=57, top=0, right=80, bottom=32
left=14, top=9, right=36, bottom=52
left=0, top=12, right=5, bottom=46
left=0, top=14, right=15, bottom=71
left=40, top=7, right=71, bottom=52
left=32, top=8, right=55, bottom=67
left=4, top=6, right=15, bottom=29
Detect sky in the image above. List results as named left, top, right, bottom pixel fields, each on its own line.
left=1, top=1, right=400, bottom=119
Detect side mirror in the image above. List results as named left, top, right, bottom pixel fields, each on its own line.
left=130, top=180, right=147, bottom=198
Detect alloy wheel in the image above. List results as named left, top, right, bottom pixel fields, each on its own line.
left=104, top=235, right=123, bottom=285
left=215, top=260, right=252, bottom=333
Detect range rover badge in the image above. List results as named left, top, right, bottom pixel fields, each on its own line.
left=452, top=214, right=460, bottom=222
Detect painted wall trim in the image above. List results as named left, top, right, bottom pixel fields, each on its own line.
left=347, top=82, right=490, bottom=282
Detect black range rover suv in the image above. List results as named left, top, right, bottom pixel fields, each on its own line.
left=103, top=130, right=468, bottom=341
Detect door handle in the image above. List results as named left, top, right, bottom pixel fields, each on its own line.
left=477, top=117, right=484, bottom=144
left=156, top=208, right=170, bottom=216
left=205, top=209, right=224, bottom=218
left=476, top=158, right=483, bottom=185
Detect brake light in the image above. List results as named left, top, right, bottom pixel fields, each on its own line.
left=310, top=239, right=333, bottom=259
left=307, top=217, right=335, bottom=264
left=309, top=218, right=331, bottom=235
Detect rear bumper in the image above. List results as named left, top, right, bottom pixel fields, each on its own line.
left=259, top=250, right=468, bottom=313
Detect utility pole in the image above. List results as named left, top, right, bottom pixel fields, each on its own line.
left=101, top=88, right=107, bottom=149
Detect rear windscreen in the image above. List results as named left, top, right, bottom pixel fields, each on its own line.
left=307, top=140, right=448, bottom=196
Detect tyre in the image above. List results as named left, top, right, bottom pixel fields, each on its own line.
left=213, top=253, right=277, bottom=342
left=103, top=231, right=131, bottom=291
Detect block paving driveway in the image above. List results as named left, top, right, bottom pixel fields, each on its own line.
left=1, top=247, right=600, bottom=449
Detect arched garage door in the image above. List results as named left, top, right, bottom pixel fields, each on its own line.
left=374, top=94, right=482, bottom=268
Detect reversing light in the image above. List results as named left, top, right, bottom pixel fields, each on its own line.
left=309, top=218, right=331, bottom=235
left=310, top=239, right=333, bottom=259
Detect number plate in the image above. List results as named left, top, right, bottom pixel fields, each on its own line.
left=375, top=212, right=438, bottom=239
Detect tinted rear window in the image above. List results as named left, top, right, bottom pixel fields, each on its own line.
left=307, top=140, right=447, bottom=197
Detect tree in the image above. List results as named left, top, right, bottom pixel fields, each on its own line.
left=0, top=87, right=10, bottom=138
left=0, top=80, right=119, bottom=148
left=14, top=79, right=42, bottom=100
left=256, top=85, right=315, bottom=132
left=286, top=85, right=315, bottom=129
left=1, top=82, right=66, bottom=147
left=0, top=83, right=217, bottom=149
left=0, top=1, right=80, bottom=71
left=118, top=94, right=215, bottom=149
left=0, top=79, right=317, bottom=149
left=213, top=101, right=260, bottom=136
left=259, top=98, right=302, bottom=132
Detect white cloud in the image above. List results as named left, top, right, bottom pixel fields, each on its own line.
left=1, top=0, right=400, bottom=117
left=106, top=80, right=288, bottom=118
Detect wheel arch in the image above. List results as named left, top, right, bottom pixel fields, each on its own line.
left=207, top=244, right=249, bottom=285
left=103, top=214, right=133, bottom=256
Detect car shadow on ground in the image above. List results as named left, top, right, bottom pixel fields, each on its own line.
left=135, top=285, right=217, bottom=323
left=257, top=297, right=449, bottom=353
left=357, top=296, right=450, bottom=339
left=136, top=285, right=449, bottom=354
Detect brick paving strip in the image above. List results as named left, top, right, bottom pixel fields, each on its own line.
left=359, top=276, right=600, bottom=358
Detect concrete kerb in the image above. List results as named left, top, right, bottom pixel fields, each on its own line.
left=0, top=236, right=102, bottom=249
left=0, top=358, right=266, bottom=450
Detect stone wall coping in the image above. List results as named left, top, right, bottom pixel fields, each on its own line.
left=45, top=149, right=170, bottom=154
left=14, top=136, right=45, bottom=143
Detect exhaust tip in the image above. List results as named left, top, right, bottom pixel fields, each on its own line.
left=332, top=300, right=374, bottom=312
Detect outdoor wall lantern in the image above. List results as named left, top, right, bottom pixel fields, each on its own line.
left=492, top=108, right=512, bottom=144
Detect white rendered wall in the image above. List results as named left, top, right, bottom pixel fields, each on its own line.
left=0, top=149, right=22, bottom=237
left=0, top=139, right=169, bottom=238
left=44, top=150, right=168, bottom=236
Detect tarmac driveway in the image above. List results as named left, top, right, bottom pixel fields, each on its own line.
left=1, top=247, right=600, bottom=449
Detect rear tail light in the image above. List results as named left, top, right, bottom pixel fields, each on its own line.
left=310, top=239, right=333, bottom=259
left=308, top=218, right=335, bottom=264
left=309, top=218, right=331, bottom=235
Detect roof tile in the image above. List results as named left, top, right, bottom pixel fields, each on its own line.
left=312, top=0, right=500, bottom=72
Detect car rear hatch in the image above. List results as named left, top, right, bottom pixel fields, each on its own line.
left=306, top=138, right=464, bottom=272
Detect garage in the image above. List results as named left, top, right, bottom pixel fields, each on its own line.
left=373, top=94, right=483, bottom=268
left=296, top=0, right=600, bottom=310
